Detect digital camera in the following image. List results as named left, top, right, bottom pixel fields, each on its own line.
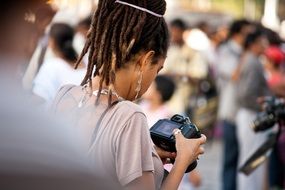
left=150, top=114, right=201, bottom=173
left=252, top=97, right=285, bottom=132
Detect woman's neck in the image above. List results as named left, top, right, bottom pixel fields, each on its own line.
left=91, top=71, right=134, bottom=101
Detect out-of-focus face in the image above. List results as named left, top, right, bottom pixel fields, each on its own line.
left=241, top=25, right=254, bottom=38
left=237, top=25, right=254, bottom=46
left=216, top=26, right=228, bottom=43
left=170, top=26, right=184, bottom=44
left=143, top=82, right=161, bottom=103
left=255, top=36, right=269, bottom=55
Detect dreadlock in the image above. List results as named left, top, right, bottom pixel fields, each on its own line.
left=75, top=0, right=169, bottom=105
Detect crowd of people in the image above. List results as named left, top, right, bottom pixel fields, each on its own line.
left=161, top=17, right=285, bottom=190
left=147, top=14, right=285, bottom=190
left=1, top=0, right=285, bottom=190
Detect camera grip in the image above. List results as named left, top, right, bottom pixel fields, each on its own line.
left=182, top=129, right=201, bottom=173
left=185, top=160, right=197, bottom=173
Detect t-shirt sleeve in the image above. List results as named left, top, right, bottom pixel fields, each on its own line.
left=115, top=112, right=155, bottom=186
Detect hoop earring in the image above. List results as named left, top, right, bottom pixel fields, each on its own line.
left=134, top=71, right=143, bottom=100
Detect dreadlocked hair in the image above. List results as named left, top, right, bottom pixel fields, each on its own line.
left=75, top=0, right=169, bottom=105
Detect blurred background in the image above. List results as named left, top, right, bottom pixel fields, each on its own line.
left=1, top=0, right=285, bottom=78
left=1, top=0, right=285, bottom=190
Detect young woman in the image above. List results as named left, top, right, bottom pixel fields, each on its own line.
left=33, top=23, right=86, bottom=104
left=52, top=1, right=206, bottom=189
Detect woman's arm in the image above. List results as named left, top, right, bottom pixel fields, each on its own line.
left=161, top=131, right=206, bottom=190
left=125, top=172, right=156, bottom=190
left=125, top=131, right=206, bottom=190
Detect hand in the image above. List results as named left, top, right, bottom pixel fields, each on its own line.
left=154, top=145, right=176, bottom=164
left=173, top=129, right=206, bottom=168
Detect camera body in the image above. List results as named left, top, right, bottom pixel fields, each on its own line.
left=253, top=97, right=285, bottom=132
left=150, top=114, right=201, bottom=173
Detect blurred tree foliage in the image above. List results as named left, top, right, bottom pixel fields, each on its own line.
left=211, top=0, right=265, bottom=19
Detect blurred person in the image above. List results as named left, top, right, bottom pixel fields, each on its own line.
left=140, top=75, right=203, bottom=190
left=51, top=0, right=207, bottom=189
left=140, top=75, right=176, bottom=126
left=185, top=22, right=211, bottom=52
left=192, top=24, right=229, bottom=138
left=235, top=30, right=270, bottom=190
left=176, top=169, right=201, bottom=190
left=264, top=45, right=285, bottom=189
left=73, top=15, right=92, bottom=57
left=162, top=18, right=208, bottom=115
left=140, top=75, right=202, bottom=190
left=263, top=27, right=284, bottom=47
left=32, top=23, right=86, bottom=105
left=0, top=75, right=117, bottom=190
left=203, top=24, right=228, bottom=81
left=216, top=19, right=252, bottom=190
left=0, top=1, right=57, bottom=82
left=196, top=21, right=211, bottom=37
left=264, top=46, right=285, bottom=97
left=0, top=1, right=55, bottom=57
left=22, top=3, right=57, bottom=90
left=0, top=1, right=116, bottom=188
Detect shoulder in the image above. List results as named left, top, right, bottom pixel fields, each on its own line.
left=117, top=101, right=145, bottom=114
left=113, top=101, right=148, bottom=130
left=114, top=101, right=147, bottom=122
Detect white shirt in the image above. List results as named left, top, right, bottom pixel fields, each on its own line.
left=216, top=40, right=242, bottom=122
left=22, top=34, right=55, bottom=91
left=140, top=101, right=173, bottom=127
left=33, top=57, right=86, bottom=104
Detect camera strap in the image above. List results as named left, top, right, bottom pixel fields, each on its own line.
left=239, top=133, right=277, bottom=175
left=89, top=100, right=121, bottom=147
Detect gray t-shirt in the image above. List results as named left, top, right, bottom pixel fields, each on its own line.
left=236, top=52, right=270, bottom=111
left=52, top=85, right=164, bottom=189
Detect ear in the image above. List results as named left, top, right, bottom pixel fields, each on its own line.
left=137, top=50, right=155, bottom=70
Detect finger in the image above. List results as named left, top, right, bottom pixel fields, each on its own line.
left=198, top=147, right=205, bottom=155
left=173, top=129, right=185, bottom=144
left=198, top=134, right=207, bottom=144
left=173, top=128, right=181, bottom=136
